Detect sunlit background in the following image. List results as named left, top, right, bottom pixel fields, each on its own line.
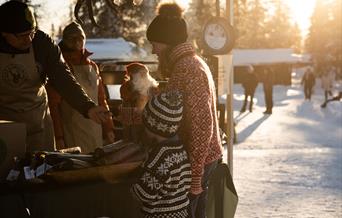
left=0, top=0, right=317, bottom=38
left=0, top=0, right=340, bottom=71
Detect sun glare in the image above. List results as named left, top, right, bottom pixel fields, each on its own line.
left=283, top=0, right=317, bottom=36
left=174, top=0, right=190, bottom=10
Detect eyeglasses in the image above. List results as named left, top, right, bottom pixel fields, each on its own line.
left=14, top=28, right=37, bottom=40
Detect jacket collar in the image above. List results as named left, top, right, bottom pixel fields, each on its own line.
left=61, top=48, right=93, bottom=65
left=168, top=43, right=195, bottom=68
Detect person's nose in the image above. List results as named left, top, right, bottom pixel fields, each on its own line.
left=21, top=36, right=33, bottom=46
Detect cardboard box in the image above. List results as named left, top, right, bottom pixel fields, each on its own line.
left=0, top=120, right=26, bottom=180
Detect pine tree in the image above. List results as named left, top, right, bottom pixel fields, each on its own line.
left=235, top=0, right=268, bottom=48
left=185, top=0, right=216, bottom=49
left=305, top=0, right=341, bottom=73
left=74, top=0, right=160, bottom=46
left=264, top=0, right=301, bottom=51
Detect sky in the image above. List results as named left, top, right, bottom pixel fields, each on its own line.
left=283, top=0, right=317, bottom=36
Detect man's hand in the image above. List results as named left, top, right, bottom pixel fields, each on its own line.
left=88, top=106, right=112, bottom=124
left=106, top=131, right=115, bottom=143
left=56, top=138, right=65, bottom=150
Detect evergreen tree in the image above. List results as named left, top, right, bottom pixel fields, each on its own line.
left=235, top=0, right=268, bottom=48
left=264, top=0, right=301, bottom=52
left=305, top=0, right=341, bottom=73
left=75, top=0, right=160, bottom=46
left=233, top=0, right=302, bottom=51
left=185, top=0, right=216, bottom=49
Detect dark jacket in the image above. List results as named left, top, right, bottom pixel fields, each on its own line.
left=0, top=30, right=95, bottom=116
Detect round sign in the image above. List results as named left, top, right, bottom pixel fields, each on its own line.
left=200, top=17, right=235, bottom=55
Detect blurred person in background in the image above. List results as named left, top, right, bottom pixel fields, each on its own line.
left=262, top=68, right=274, bottom=114
left=46, top=22, right=115, bottom=153
left=301, top=67, right=316, bottom=101
left=0, top=1, right=111, bottom=152
left=240, top=65, right=258, bottom=112
left=321, top=66, right=335, bottom=104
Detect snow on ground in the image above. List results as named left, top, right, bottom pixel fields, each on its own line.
left=224, top=68, right=342, bottom=218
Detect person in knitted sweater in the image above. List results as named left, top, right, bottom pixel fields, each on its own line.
left=146, top=3, right=223, bottom=218
left=46, top=22, right=114, bottom=152
left=131, top=91, right=191, bottom=218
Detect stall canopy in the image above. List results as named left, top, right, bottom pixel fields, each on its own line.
left=83, top=40, right=311, bottom=67
left=84, top=38, right=148, bottom=62
left=232, top=48, right=311, bottom=66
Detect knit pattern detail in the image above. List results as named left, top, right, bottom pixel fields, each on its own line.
left=165, top=43, right=223, bottom=194
left=132, top=139, right=191, bottom=218
left=144, top=209, right=188, bottom=218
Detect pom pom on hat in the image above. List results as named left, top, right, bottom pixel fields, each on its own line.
left=143, top=91, right=183, bottom=138
left=0, top=1, right=36, bottom=33
left=147, top=3, right=188, bottom=46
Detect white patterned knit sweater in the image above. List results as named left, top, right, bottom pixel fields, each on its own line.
left=131, top=138, right=191, bottom=218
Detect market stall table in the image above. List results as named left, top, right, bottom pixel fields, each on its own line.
left=0, top=164, right=142, bottom=218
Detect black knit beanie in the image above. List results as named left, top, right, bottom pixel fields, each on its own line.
left=0, top=1, right=36, bottom=33
left=146, top=3, right=188, bottom=46
left=143, top=91, right=183, bottom=138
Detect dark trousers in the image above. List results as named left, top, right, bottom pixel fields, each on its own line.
left=264, top=86, right=273, bottom=112
left=324, top=90, right=333, bottom=101
left=241, top=90, right=255, bottom=112
left=188, top=160, right=218, bottom=218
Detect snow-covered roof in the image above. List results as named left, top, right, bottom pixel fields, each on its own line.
left=83, top=39, right=311, bottom=66
left=85, top=38, right=147, bottom=60
left=232, top=48, right=311, bottom=66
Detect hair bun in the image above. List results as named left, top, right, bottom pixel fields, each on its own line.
left=157, top=3, right=183, bottom=19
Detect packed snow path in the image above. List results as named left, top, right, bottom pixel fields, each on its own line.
left=225, top=70, right=342, bottom=218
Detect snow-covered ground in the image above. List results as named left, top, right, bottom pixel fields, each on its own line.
left=226, top=68, right=342, bottom=218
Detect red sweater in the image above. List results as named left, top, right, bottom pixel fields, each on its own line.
left=165, top=43, right=223, bottom=194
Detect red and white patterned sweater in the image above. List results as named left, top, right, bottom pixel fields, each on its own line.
left=165, top=43, right=223, bottom=194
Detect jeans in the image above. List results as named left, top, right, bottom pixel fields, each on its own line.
left=188, top=160, right=218, bottom=218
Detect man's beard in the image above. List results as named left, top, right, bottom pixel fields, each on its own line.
left=158, top=48, right=172, bottom=79
left=131, top=72, right=158, bottom=96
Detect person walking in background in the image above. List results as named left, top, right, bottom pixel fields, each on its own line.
left=132, top=91, right=191, bottom=218
left=301, top=67, right=316, bottom=100
left=321, top=66, right=335, bottom=104
left=46, top=22, right=114, bottom=153
left=240, top=65, right=258, bottom=112
left=146, top=3, right=223, bottom=218
left=262, top=68, right=274, bottom=114
left=0, top=1, right=111, bottom=152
